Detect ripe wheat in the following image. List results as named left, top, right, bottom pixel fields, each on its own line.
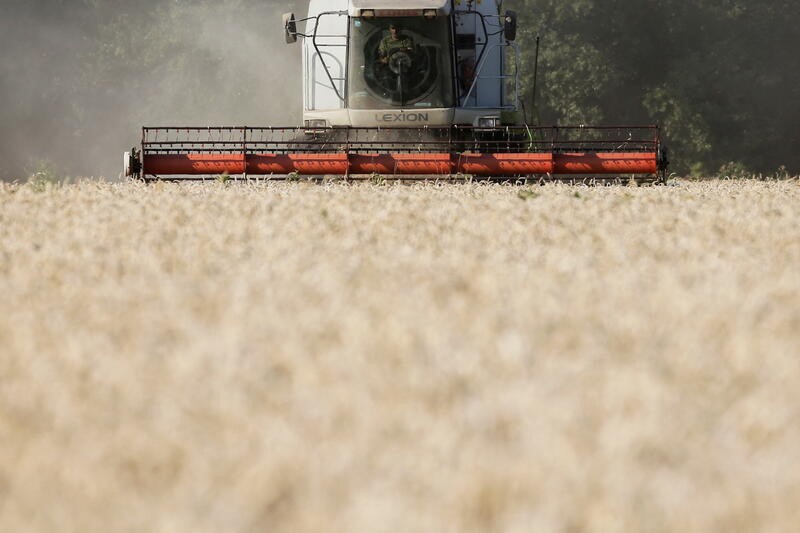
left=1, top=179, right=799, bottom=532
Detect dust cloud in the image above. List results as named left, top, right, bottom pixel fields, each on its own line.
left=0, top=0, right=308, bottom=180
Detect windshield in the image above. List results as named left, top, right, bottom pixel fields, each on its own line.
left=348, top=16, right=454, bottom=109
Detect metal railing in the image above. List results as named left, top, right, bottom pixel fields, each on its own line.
left=141, top=125, right=662, bottom=155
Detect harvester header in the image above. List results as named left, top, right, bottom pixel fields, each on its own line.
left=125, top=0, right=668, bottom=183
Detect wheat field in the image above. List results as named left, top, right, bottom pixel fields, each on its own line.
left=1, top=179, right=799, bottom=532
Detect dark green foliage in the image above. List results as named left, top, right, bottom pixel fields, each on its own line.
left=508, top=0, right=800, bottom=174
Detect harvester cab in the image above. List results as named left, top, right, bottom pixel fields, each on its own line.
left=124, top=0, right=668, bottom=183
left=285, top=0, right=520, bottom=130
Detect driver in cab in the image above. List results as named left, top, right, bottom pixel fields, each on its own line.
left=378, top=24, right=414, bottom=64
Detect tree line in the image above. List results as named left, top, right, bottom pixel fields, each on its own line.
left=1, top=0, right=797, bottom=177
left=510, top=0, right=800, bottom=174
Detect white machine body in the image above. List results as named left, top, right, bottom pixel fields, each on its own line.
left=294, top=0, right=520, bottom=128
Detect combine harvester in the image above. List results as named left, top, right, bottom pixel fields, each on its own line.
left=124, top=0, right=668, bottom=183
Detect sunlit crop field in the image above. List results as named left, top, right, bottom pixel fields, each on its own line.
left=1, top=179, right=799, bottom=532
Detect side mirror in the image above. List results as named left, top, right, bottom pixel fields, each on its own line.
left=504, top=10, right=517, bottom=42
left=283, top=13, right=297, bottom=44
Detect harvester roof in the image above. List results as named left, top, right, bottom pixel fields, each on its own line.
left=348, top=0, right=451, bottom=16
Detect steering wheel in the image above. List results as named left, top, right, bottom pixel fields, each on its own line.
left=387, top=49, right=413, bottom=75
